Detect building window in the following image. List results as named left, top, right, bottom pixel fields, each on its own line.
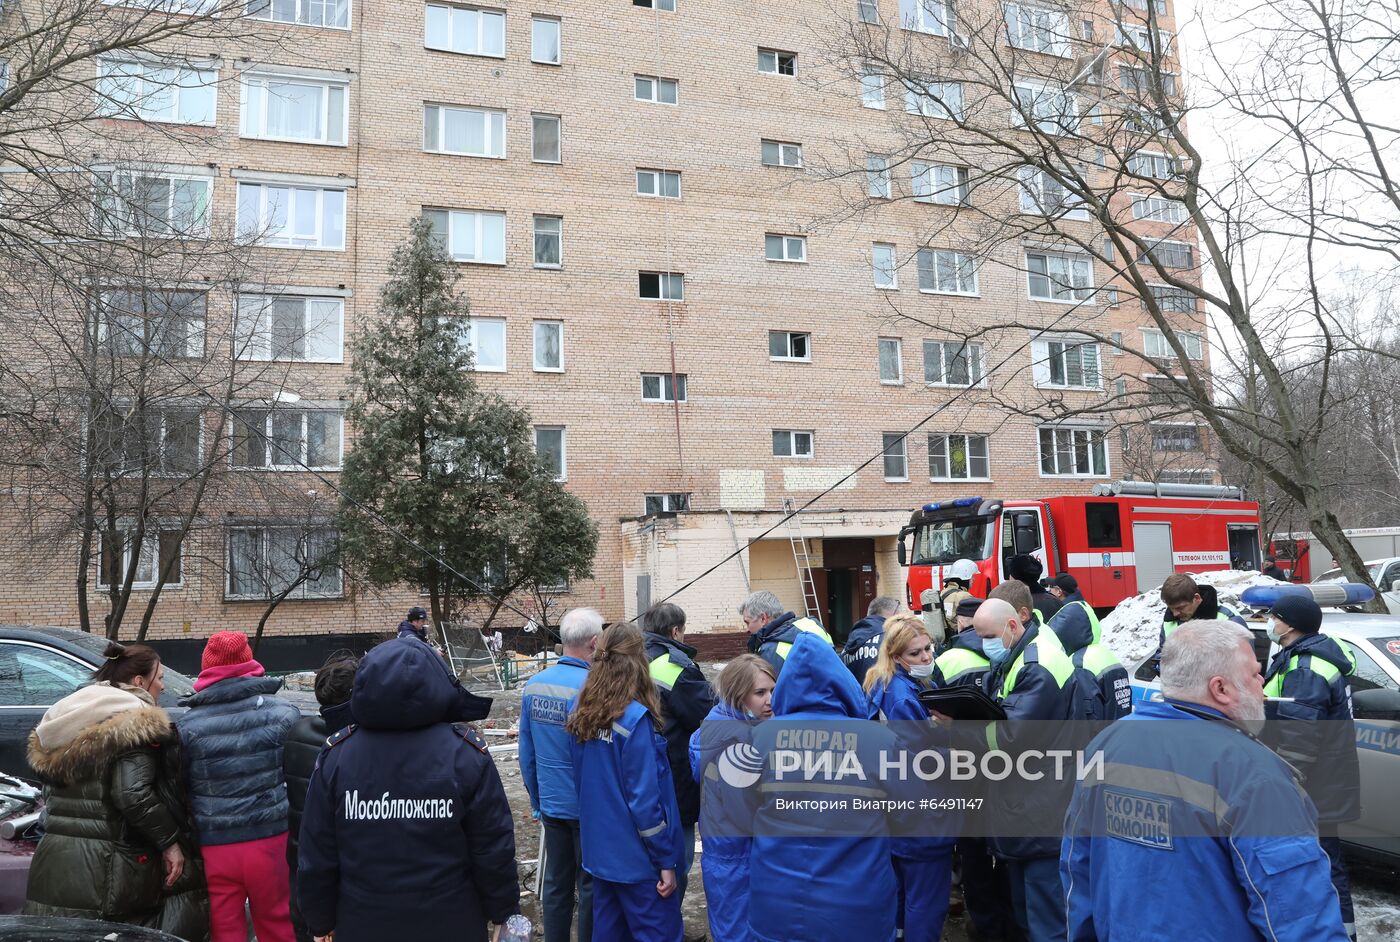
left=1158, top=469, right=1213, bottom=485
left=531, top=16, right=562, bottom=63
left=1033, top=336, right=1101, bottom=389
left=1011, top=79, right=1076, bottom=134
left=1128, top=151, right=1181, bottom=180
left=1026, top=250, right=1093, bottom=302
left=231, top=409, right=344, bottom=470
left=1018, top=166, right=1089, bottom=220
left=1139, top=239, right=1194, bottom=270
left=633, top=0, right=675, bottom=8
left=1147, top=284, right=1195, bottom=313
left=95, top=290, right=206, bottom=359
left=761, top=139, right=803, bottom=167
left=929, top=433, right=990, bottom=480
left=533, top=215, right=563, bottom=268
left=227, top=526, right=341, bottom=600
left=764, top=233, right=807, bottom=263
left=641, top=373, right=687, bottom=402
left=531, top=114, right=561, bottom=162
left=424, top=208, right=507, bottom=264
left=235, top=183, right=347, bottom=250
left=99, top=529, right=183, bottom=590
left=769, top=330, right=811, bottom=362
left=860, top=68, right=886, bottom=108
left=96, top=59, right=217, bottom=125
left=424, top=104, right=506, bottom=158
left=866, top=154, right=892, bottom=198
left=882, top=433, right=908, bottom=481
left=534, top=426, right=566, bottom=480
left=1118, top=0, right=1168, bottom=12
left=772, top=429, right=814, bottom=458
left=240, top=73, right=347, bottom=145
left=93, top=406, right=203, bottom=475
left=923, top=339, right=984, bottom=386
left=247, top=0, right=349, bottom=28
left=857, top=0, right=879, bottom=22
left=424, top=3, right=506, bottom=56
left=905, top=80, right=964, bottom=120
left=1152, top=423, right=1201, bottom=451
left=1004, top=3, right=1070, bottom=56
left=912, top=161, right=969, bottom=205
left=637, top=168, right=681, bottom=198
left=465, top=317, right=506, bottom=371
left=1142, top=328, right=1202, bottom=360
left=917, top=249, right=978, bottom=295
left=639, top=271, right=684, bottom=300
left=872, top=243, right=898, bottom=289
left=1130, top=194, right=1188, bottom=223
left=1039, top=426, right=1109, bottom=477
left=878, top=337, right=903, bottom=383
left=235, top=294, right=344, bottom=362
left=94, top=171, right=211, bottom=237
left=1119, top=64, right=1177, bottom=96
left=533, top=320, right=563, bottom=371
left=758, top=48, right=797, bottom=75
left=1116, top=23, right=1173, bottom=55
left=903, top=0, right=948, bottom=34
left=635, top=75, right=679, bottom=104
left=645, top=493, right=690, bottom=514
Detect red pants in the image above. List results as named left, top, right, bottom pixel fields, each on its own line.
left=202, top=832, right=296, bottom=942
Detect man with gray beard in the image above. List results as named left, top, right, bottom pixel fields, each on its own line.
left=1061, top=620, right=1347, bottom=942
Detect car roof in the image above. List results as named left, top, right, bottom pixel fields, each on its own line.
left=1316, top=611, right=1400, bottom=639
left=0, top=624, right=114, bottom=656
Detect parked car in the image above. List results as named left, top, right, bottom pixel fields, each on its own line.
left=1130, top=608, right=1400, bottom=863
left=0, top=916, right=186, bottom=940
left=1314, top=557, right=1400, bottom=590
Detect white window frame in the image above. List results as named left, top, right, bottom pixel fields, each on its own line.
left=857, top=0, right=880, bottom=23
left=901, top=0, right=948, bottom=35
left=96, top=58, right=218, bottom=126
left=235, top=293, right=345, bottom=363
left=1032, top=333, right=1102, bottom=389
left=531, top=16, right=562, bottom=64
left=1139, top=238, right=1194, bottom=270
left=95, top=404, right=205, bottom=476
left=1004, top=2, right=1071, bottom=56
left=1127, top=151, right=1181, bottom=180
left=769, top=330, right=812, bottom=362
left=424, top=3, right=506, bottom=57
left=424, top=103, right=507, bottom=158
left=230, top=409, right=345, bottom=471
left=532, top=319, right=564, bottom=372
left=1018, top=165, right=1089, bottom=220
left=866, top=154, right=892, bottom=199
left=96, top=290, right=207, bottom=359
left=928, top=433, right=991, bottom=481
left=426, top=208, right=507, bottom=265
left=1116, top=23, right=1173, bottom=56
left=640, top=372, right=688, bottom=403
left=923, top=339, right=985, bottom=387
left=758, top=48, right=797, bottom=75
left=761, top=140, right=803, bottom=168
left=917, top=248, right=979, bottom=296
left=533, top=215, right=563, bottom=269
left=912, top=161, right=970, bottom=205
left=239, top=72, right=349, bottom=146
left=882, top=433, right=909, bottom=481
left=1026, top=249, right=1094, bottom=302
left=634, top=74, right=679, bottom=104
left=1147, top=283, right=1196, bottom=313
left=95, top=169, right=213, bottom=237
left=1130, top=193, right=1187, bottom=223
left=764, top=233, right=807, bottom=263
left=772, top=429, right=814, bottom=459
left=639, top=271, right=684, bottom=300
left=861, top=68, right=887, bottom=109
left=633, top=0, right=675, bottom=8
left=878, top=337, right=903, bottom=384
left=531, top=113, right=561, bottom=163
left=1038, top=425, right=1110, bottom=478
left=225, top=525, right=343, bottom=601
left=534, top=426, right=567, bottom=481
left=98, top=528, right=184, bottom=590
left=236, top=182, right=347, bottom=251
left=905, top=79, right=964, bottom=120
left=644, top=493, right=690, bottom=514
left=1012, top=77, right=1077, bottom=134
left=637, top=168, right=681, bottom=198
left=872, top=243, right=898, bottom=289
left=466, top=316, right=507, bottom=371
left=1151, top=422, right=1201, bottom=451
left=1141, top=327, right=1202, bottom=360
left=247, top=0, right=350, bottom=29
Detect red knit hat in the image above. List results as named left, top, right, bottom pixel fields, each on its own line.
left=201, top=631, right=254, bottom=672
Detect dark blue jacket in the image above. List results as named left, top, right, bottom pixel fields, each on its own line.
left=840, top=614, right=886, bottom=687
left=1046, top=600, right=1132, bottom=720
left=689, top=701, right=755, bottom=942
left=644, top=632, right=717, bottom=827
left=518, top=656, right=590, bottom=819
left=397, top=620, right=428, bottom=642
left=573, top=699, right=683, bottom=884
left=748, top=611, right=829, bottom=675
left=297, top=638, right=518, bottom=942
left=284, top=699, right=355, bottom=865
left=749, top=633, right=898, bottom=942
left=1062, top=699, right=1347, bottom=942
left=1262, top=633, right=1361, bottom=823
left=931, top=627, right=992, bottom=690
left=178, top=675, right=300, bottom=846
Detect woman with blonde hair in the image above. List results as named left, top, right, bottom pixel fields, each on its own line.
left=865, top=614, right=955, bottom=942
left=687, top=654, right=776, bottom=942
left=568, top=623, right=683, bottom=942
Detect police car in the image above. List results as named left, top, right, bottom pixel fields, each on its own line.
left=1128, top=583, right=1400, bottom=863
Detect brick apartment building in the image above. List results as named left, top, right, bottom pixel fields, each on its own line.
left=0, top=0, right=1210, bottom=652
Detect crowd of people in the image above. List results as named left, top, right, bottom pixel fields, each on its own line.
left=16, top=556, right=1364, bottom=942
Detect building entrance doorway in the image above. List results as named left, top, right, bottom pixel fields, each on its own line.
left=821, top=538, right=877, bottom=645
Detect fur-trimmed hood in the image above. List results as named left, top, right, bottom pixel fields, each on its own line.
left=28, top=685, right=173, bottom=785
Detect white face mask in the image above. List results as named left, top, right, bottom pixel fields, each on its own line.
left=908, top=661, right=935, bottom=679
left=1266, top=617, right=1287, bottom=644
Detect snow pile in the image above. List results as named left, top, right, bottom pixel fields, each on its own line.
left=1099, top=570, right=1278, bottom=667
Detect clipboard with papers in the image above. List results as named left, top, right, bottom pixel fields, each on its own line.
left=916, top=685, right=1008, bottom=722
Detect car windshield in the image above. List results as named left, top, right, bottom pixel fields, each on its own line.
left=58, top=632, right=195, bottom=698
left=913, top=518, right=990, bottom=566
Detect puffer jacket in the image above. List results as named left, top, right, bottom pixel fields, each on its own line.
left=23, top=685, right=209, bottom=941
left=284, top=700, right=355, bottom=864
left=179, top=676, right=300, bottom=846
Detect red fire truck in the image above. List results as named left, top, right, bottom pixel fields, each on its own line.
left=897, top=481, right=1263, bottom=612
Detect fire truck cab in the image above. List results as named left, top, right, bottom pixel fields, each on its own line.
left=898, top=481, right=1263, bottom=612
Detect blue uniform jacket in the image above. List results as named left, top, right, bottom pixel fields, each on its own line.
left=867, top=668, right=957, bottom=861
left=747, top=611, right=807, bottom=674
left=688, top=702, right=752, bottom=861
left=840, top=614, right=886, bottom=687
left=297, top=638, right=519, bottom=942
left=1046, top=601, right=1132, bottom=721
left=397, top=620, right=429, bottom=642
left=1062, top=699, right=1348, bottom=942
left=749, top=633, right=898, bottom=942
left=518, top=656, right=590, bottom=819
left=1262, top=633, right=1360, bottom=823
left=573, top=699, right=683, bottom=884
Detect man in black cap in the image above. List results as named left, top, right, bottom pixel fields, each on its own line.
left=1262, top=594, right=1361, bottom=941
left=1262, top=555, right=1291, bottom=581
left=1045, top=572, right=1085, bottom=607
left=931, top=597, right=991, bottom=690
left=398, top=607, right=431, bottom=643
left=1008, top=554, right=1062, bottom=622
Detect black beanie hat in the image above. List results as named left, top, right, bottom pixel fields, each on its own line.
left=1269, top=595, right=1323, bottom=635
left=956, top=597, right=985, bottom=618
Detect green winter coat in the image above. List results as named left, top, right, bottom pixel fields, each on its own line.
left=22, top=685, right=209, bottom=941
